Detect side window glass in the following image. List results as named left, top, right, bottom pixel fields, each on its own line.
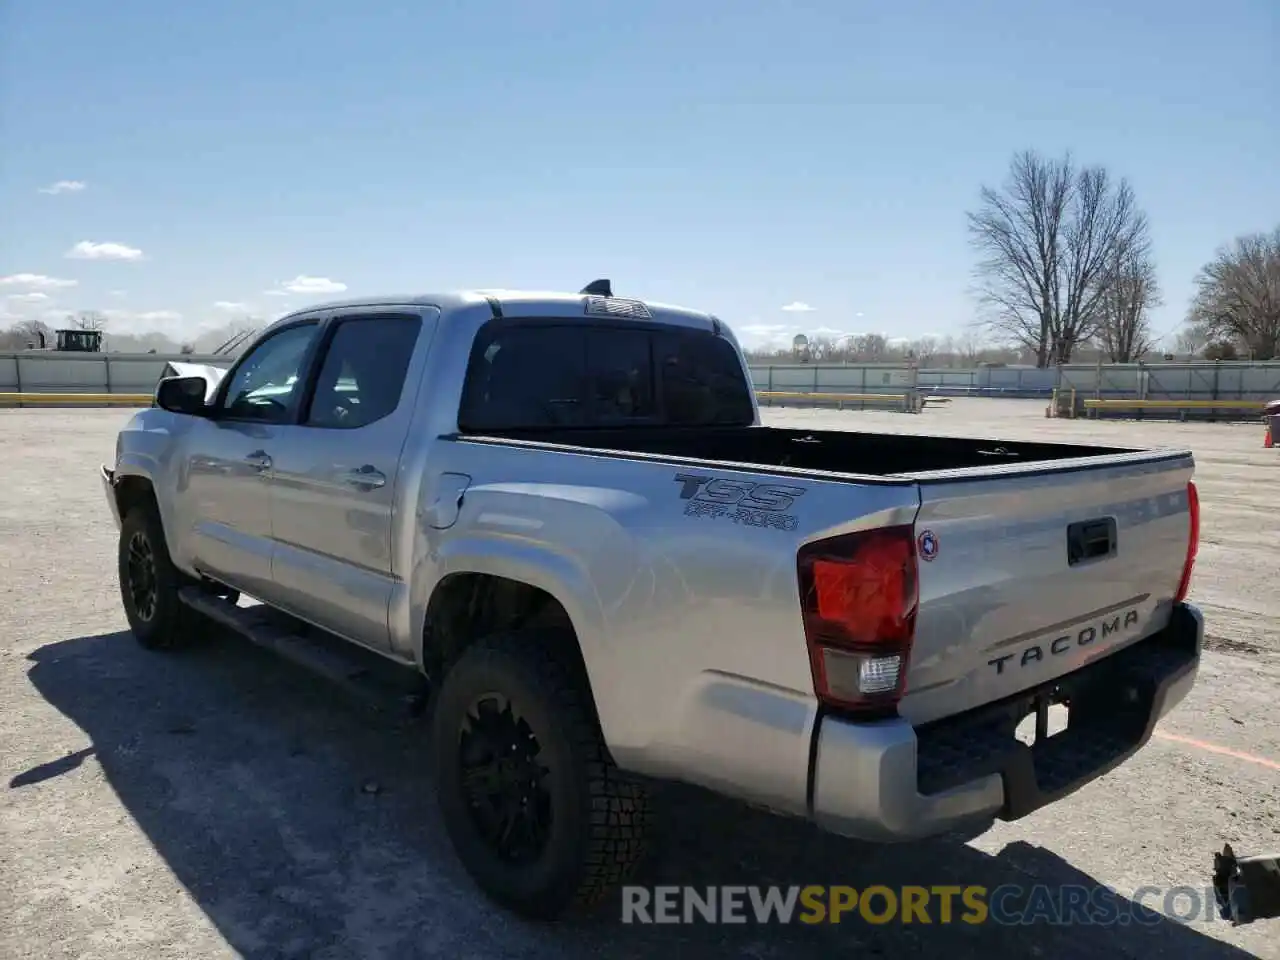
left=221, top=322, right=320, bottom=422
left=305, top=314, right=423, bottom=429
left=587, top=329, right=655, bottom=422
left=654, top=331, right=755, bottom=425
left=459, top=326, right=586, bottom=429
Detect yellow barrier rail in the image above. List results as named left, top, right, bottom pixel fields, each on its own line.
left=756, top=390, right=910, bottom=409
left=1082, top=398, right=1268, bottom=420
left=0, top=393, right=153, bottom=405
left=1084, top=398, right=1266, bottom=410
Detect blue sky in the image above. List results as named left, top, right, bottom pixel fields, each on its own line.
left=2, top=0, right=1277, bottom=350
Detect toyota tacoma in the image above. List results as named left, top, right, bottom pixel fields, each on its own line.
left=101, top=281, right=1204, bottom=919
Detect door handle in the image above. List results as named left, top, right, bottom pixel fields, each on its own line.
left=345, top=465, right=386, bottom=489
left=245, top=450, right=272, bottom=473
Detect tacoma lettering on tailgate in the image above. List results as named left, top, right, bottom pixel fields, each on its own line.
left=988, top=608, right=1141, bottom=675
left=673, top=473, right=806, bottom=532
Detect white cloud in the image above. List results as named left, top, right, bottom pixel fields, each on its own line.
left=0, top=272, right=78, bottom=290
left=109, top=289, right=127, bottom=297
left=102, top=308, right=183, bottom=328
left=65, top=240, right=145, bottom=261
left=262, top=289, right=291, bottom=297
left=739, top=323, right=793, bottom=338
left=781, top=301, right=816, bottom=313
left=136, top=310, right=182, bottom=324
left=736, top=322, right=800, bottom=351
left=280, top=275, right=346, bottom=294
left=6, top=292, right=50, bottom=304
left=214, top=301, right=250, bottom=311
left=38, top=179, right=87, bottom=195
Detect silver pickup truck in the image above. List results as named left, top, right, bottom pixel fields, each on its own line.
left=101, top=282, right=1204, bottom=919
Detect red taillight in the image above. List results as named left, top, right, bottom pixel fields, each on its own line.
left=1173, top=480, right=1200, bottom=604
left=797, top=525, right=919, bottom=716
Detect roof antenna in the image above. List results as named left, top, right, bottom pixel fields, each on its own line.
left=580, top=279, right=612, bottom=297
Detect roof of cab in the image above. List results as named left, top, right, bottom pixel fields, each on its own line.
left=272, top=288, right=720, bottom=331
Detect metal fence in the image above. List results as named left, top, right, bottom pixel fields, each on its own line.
left=749, top=360, right=1280, bottom=404
left=749, top=363, right=921, bottom=410
left=913, top=366, right=1057, bottom=397
left=0, top=352, right=229, bottom=398
left=1055, top=362, right=1280, bottom=401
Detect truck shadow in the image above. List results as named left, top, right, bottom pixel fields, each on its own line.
left=17, top=630, right=1257, bottom=960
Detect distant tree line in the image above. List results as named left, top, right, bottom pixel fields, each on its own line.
left=744, top=331, right=1147, bottom=368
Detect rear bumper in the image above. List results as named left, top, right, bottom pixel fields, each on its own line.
left=101, top=465, right=121, bottom=530
left=809, top=601, right=1203, bottom=841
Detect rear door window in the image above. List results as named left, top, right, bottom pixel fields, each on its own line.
left=304, top=313, right=422, bottom=429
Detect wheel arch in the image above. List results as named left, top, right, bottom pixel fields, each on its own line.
left=415, top=540, right=611, bottom=735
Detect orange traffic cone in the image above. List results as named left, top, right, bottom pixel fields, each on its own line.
left=1266, top=423, right=1274, bottom=448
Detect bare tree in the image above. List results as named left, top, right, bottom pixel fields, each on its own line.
left=1187, top=226, right=1280, bottom=360
left=0, top=318, right=54, bottom=350
left=1096, top=244, right=1160, bottom=362
left=909, top=335, right=940, bottom=366
left=967, top=150, right=1152, bottom=367
left=1174, top=323, right=1209, bottom=358
left=954, top=327, right=987, bottom=364
left=852, top=333, right=888, bottom=361
left=71, top=310, right=108, bottom=331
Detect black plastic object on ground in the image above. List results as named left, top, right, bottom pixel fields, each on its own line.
left=1213, top=843, right=1280, bottom=924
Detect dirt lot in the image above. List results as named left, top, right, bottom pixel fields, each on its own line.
left=1, top=400, right=1276, bottom=959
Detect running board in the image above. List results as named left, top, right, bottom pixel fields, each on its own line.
left=177, top=588, right=428, bottom=714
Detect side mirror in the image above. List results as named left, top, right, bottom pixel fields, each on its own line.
left=155, top=376, right=211, bottom=416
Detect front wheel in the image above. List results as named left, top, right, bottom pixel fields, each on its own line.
left=117, top=504, right=199, bottom=649
left=430, top=631, right=653, bottom=920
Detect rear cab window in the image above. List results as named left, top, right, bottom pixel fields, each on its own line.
left=458, top=320, right=755, bottom=431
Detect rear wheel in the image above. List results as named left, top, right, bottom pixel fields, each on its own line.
left=117, top=504, right=200, bottom=650
left=431, top=631, right=652, bottom=920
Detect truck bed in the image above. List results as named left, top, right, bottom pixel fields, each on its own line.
left=466, top=423, right=1158, bottom=480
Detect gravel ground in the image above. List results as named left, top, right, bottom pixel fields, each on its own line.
left=0, top=400, right=1276, bottom=959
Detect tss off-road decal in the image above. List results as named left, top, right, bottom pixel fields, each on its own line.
left=673, top=473, right=806, bottom=531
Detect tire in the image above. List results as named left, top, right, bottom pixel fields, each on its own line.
left=117, top=503, right=199, bottom=650
left=431, top=630, right=653, bottom=920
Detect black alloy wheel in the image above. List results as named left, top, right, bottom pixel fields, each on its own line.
left=117, top=504, right=200, bottom=649
left=458, top=692, right=554, bottom=865
left=126, top=529, right=159, bottom=623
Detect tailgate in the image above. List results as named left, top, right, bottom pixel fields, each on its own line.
left=899, top=451, right=1195, bottom=726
